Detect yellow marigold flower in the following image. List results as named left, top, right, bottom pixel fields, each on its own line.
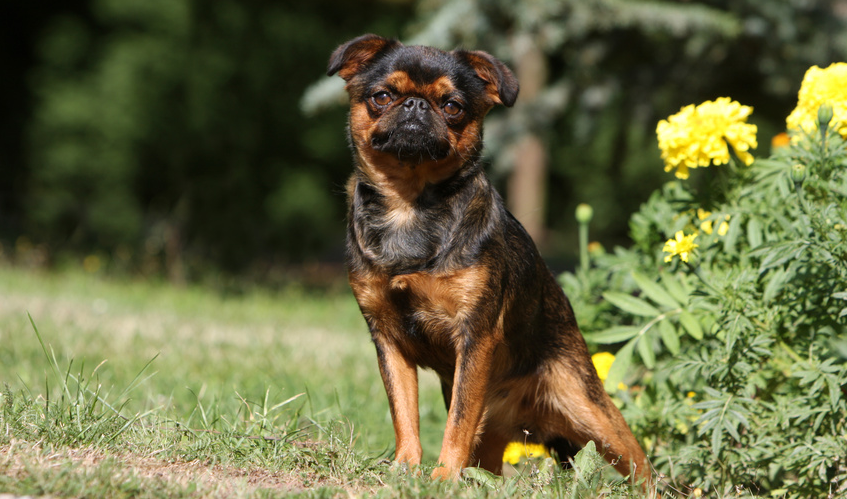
left=656, top=97, right=758, bottom=179
left=786, top=63, right=847, bottom=138
left=697, top=209, right=730, bottom=236
left=502, top=442, right=550, bottom=464
left=697, top=209, right=712, bottom=234
left=591, top=352, right=615, bottom=381
left=663, top=231, right=698, bottom=263
left=717, top=218, right=730, bottom=236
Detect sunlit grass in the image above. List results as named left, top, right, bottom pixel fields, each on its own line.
left=0, top=266, right=447, bottom=469
left=0, top=265, right=654, bottom=497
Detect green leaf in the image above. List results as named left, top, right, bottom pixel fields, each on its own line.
left=721, top=214, right=742, bottom=254
left=602, top=291, right=660, bottom=317
left=827, top=376, right=842, bottom=411
left=604, top=339, right=635, bottom=392
left=763, top=267, right=793, bottom=303
left=573, top=440, right=599, bottom=476
left=658, top=318, right=680, bottom=355
left=461, top=466, right=500, bottom=488
left=632, top=271, right=680, bottom=308
left=637, top=330, right=656, bottom=369
left=660, top=272, right=689, bottom=303
left=724, top=413, right=742, bottom=441
left=754, top=241, right=807, bottom=273
left=711, top=422, right=723, bottom=456
left=586, top=326, right=640, bottom=344
left=679, top=310, right=704, bottom=340
left=747, top=217, right=763, bottom=249
left=692, top=400, right=725, bottom=411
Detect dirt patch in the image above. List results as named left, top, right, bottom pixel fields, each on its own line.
left=0, top=441, right=356, bottom=497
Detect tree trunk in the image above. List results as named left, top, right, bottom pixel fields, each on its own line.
left=507, top=34, right=548, bottom=246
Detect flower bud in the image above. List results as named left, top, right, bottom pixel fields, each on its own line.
left=790, top=164, right=806, bottom=187
left=818, top=103, right=834, bottom=132
left=575, top=203, right=594, bottom=224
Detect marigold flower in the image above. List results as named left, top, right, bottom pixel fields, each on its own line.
left=502, top=442, right=549, bottom=464
left=771, top=132, right=790, bottom=149
left=587, top=241, right=604, bottom=255
left=656, top=98, right=758, bottom=179
left=697, top=209, right=730, bottom=236
left=663, top=231, right=698, bottom=263
left=786, top=63, right=847, bottom=138
left=591, top=352, right=615, bottom=381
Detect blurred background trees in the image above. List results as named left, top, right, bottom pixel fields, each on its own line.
left=2, top=0, right=846, bottom=284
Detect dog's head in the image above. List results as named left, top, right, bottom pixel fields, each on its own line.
left=328, top=34, right=518, bottom=182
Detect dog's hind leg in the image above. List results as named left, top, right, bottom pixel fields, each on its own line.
left=541, top=364, right=650, bottom=482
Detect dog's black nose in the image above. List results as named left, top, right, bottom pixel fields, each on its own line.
left=402, top=97, right=430, bottom=112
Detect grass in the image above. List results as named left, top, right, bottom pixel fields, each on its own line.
left=0, top=265, right=650, bottom=497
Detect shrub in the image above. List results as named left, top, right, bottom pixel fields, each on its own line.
left=561, top=65, right=847, bottom=497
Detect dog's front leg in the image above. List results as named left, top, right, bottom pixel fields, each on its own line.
left=373, top=337, right=422, bottom=467
left=431, top=337, right=496, bottom=480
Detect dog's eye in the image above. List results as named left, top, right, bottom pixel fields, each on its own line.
left=443, top=101, right=463, bottom=116
left=372, top=91, right=392, bottom=106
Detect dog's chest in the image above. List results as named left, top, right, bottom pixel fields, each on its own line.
left=349, top=266, right=492, bottom=371
left=352, top=189, right=458, bottom=272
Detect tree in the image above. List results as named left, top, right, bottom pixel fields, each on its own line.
left=25, top=0, right=414, bottom=278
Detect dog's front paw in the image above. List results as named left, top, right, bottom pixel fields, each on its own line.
left=388, top=460, right=423, bottom=477
left=430, top=465, right=461, bottom=481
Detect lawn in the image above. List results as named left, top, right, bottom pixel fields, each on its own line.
left=0, top=265, right=642, bottom=497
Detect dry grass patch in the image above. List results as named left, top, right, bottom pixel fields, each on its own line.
left=0, top=440, right=367, bottom=497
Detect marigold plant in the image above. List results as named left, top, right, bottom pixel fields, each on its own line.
left=562, top=66, right=847, bottom=497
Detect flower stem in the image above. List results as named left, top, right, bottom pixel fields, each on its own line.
left=685, top=261, right=719, bottom=293
left=579, top=220, right=589, bottom=273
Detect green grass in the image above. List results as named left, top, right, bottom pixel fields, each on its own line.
left=0, top=265, right=650, bottom=497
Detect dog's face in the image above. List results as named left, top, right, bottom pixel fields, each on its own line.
left=328, top=35, right=519, bottom=185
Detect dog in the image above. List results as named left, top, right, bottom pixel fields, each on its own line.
left=327, top=34, right=649, bottom=482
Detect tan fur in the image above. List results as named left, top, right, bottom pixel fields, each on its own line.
left=382, top=72, right=457, bottom=100
left=348, top=99, right=481, bottom=204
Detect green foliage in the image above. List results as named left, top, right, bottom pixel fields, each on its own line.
left=564, top=119, right=847, bottom=496
left=23, top=0, right=414, bottom=274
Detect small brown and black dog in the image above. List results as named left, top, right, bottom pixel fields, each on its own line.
left=328, top=34, right=649, bottom=482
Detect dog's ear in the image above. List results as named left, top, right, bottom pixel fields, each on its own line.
left=459, top=50, right=520, bottom=108
left=327, top=34, right=400, bottom=81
